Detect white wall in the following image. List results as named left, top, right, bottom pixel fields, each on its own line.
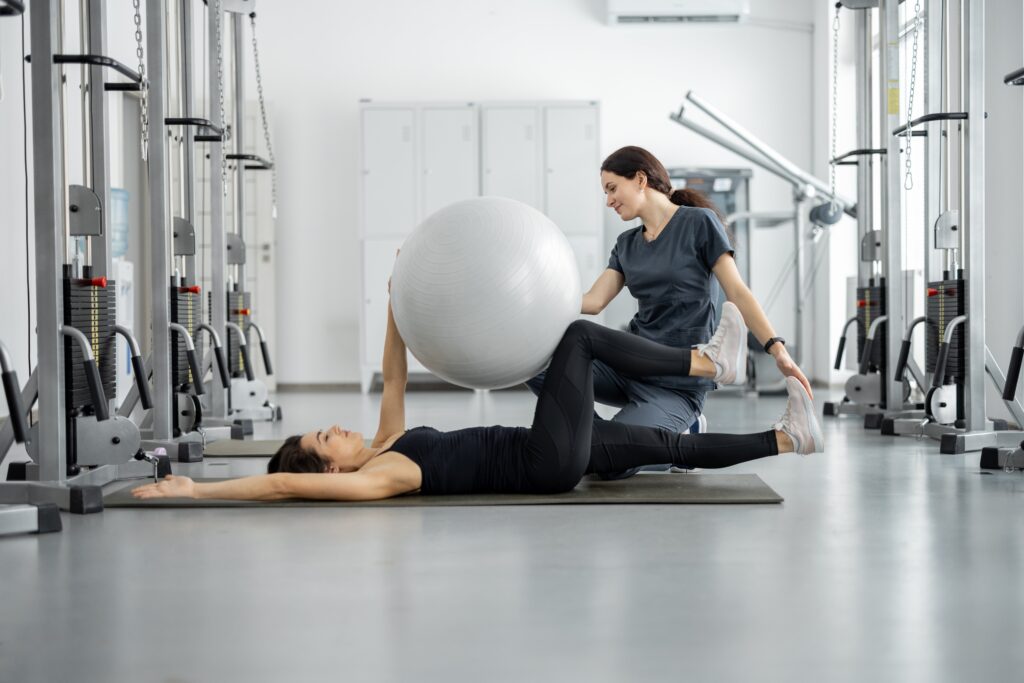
left=246, top=0, right=818, bottom=385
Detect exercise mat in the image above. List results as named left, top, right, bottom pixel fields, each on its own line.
left=104, top=474, right=783, bottom=507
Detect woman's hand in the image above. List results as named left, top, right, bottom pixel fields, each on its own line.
left=773, top=347, right=813, bottom=399
left=132, top=474, right=197, bottom=500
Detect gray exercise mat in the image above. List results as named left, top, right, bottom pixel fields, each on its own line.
left=203, top=439, right=284, bottom=457
left=103, top=474, right=783, bottom=507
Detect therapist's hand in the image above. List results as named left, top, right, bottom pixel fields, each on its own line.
left=772, top=346, right=813, bottom=399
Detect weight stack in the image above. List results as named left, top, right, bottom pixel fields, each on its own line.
left=227, top=290, right=252, bottom=377
left=926, top=279, right=966, bottom=382
left=63, top=277, right=117, bottom=414
left=856, top=285, right=886, bottom=372
left=170, top=286, right=203, bottom=388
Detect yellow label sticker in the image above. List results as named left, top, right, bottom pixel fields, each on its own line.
left=887, top=87, right=900, bottom=115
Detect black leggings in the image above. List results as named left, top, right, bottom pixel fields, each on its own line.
left=522, top=320, right=778, bottom=493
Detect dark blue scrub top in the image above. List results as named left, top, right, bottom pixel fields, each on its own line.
left=607, top=206, right=735, bottom=391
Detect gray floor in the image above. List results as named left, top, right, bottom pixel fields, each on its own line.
left=3, top=387, right=1024, bottom=683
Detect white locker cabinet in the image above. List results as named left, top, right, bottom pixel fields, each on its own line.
left=481, top=107, right=542, bottom=209
left=361, top=107, right=418, bottom=237
left=359, top=100, right=602, bottom=392
left=421, top=106, right=479, bottom=217
left=545, top=106, right=602, bottom=235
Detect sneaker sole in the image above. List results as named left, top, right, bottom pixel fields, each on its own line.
left=724, top=303, right=748, bottom=385
left=791, top=378, right=823, bottom=453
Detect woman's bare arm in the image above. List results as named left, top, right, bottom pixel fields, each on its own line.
left=372, top=299, right=407, bottom=447
left=581, top=269, right=626, bottom=315
left=132, top=469, right=414, bottom=501
left=712, top=253, right=813, bottom=397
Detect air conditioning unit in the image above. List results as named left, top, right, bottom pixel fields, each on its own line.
left=606, top=0, right=751, bottom=25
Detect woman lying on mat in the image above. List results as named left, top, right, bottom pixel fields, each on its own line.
left=132, top=300, right=823, bottom=502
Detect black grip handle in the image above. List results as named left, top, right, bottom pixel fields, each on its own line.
left=894, top=339, right=912, bottom=382
left=2, top=370, right=29, bottom=444
left=260, top=341, right=274, bottom=376
left=84, top=359, right=110, bottom=421
left=240, top=345, right=256, bottom=381
left=131, top=354, right=153, bottom=410
left=932, top=342, right=951, bottom=388
left=1003, top=347, right=1024, bottom=401
left=186, top=349, right=205, bottom=395
left=857, top=337, right=875, bottom=375
left=214, top=346, right=231, bottom=389
left=833, top=336, right=847, bottom=371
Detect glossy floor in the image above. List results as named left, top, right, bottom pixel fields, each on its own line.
left=2, top=387, right=1022, bottom=683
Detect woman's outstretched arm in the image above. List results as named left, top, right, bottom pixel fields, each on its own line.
left=132, top=469, right=412, bottom=501
left=712, top=253, right=813, bottom=397
left=372, top=298, right=408, bottom=447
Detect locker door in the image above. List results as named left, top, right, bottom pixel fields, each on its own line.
left=362, top=239, right=404, bottom=366
left=421, top=106, right=479, bottom=218
left=481, top=106, right=541, bottom=210
left=544, top=106, right=602, bottom=235
left=362, top=108, right=417, bottom=237
left=566, top=235, right=604, bottom=293
left=362, top=239, right=427, bottom=372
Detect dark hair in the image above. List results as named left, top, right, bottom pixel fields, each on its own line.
left=601, top=146, right=728, bottom=225
left=267, top=434, right=330, bottom=474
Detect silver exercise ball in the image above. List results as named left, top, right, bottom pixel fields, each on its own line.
left=390, top=196, right=581, bottom=390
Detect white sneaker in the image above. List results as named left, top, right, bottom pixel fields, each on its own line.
left=696, top=302, right=748, bottom=385
left=774, top=377, right=824, bottom=455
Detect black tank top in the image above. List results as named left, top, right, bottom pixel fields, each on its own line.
left=387, top=425, right=531, bottom=495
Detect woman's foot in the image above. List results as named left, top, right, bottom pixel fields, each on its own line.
left=775, top=377, right=824, bottom=455
left=696, top=302, right=748, bottom=385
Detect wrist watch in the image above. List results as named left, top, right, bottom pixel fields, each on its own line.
left=764, top=337, right=786, bottom=354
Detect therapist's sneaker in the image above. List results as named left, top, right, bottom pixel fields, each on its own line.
left=696, top=302, right=748, bottom=385
left=774, top=377, right=824, bottom=455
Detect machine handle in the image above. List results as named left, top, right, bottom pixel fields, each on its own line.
left=833, top=337, right=847, bottom=371
left=52, top=54, right=142, bottom=82
left=214, top=345, right=231, bottom=388
left=259, top=341, right=273, bottom=376
left=932, top=343, right=951, bottom=388
left=186, top=349, right=205, bottom=396
left=240, top=345, right=256, bottom=382
left=1004, top=67, right=1024, bottom=86
left=2, top=370, right=28, bottom=443
left=894, top=340, right=913, bottom=383
left=131, top=354, right=152, bottom=410
left=1003, top=347, right=1023, bottom=401
left=857, top=338, right=875, bottom=376
left=892, top=111, right=968, bottom=137
left=84, top=358, right=110, bottom=421
left=0, top=0, right=26, bottom=16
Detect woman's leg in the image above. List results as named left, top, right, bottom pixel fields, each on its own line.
left=585, top=420, right=778, bottom=476
left=596, top=386, right=705, bottom=480
left=521, top=318, right=730, bottom=493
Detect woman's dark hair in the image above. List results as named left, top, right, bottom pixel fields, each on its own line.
left=267, top=434, right=330, bottom=474
left=601, top=146, right=727, bottom=225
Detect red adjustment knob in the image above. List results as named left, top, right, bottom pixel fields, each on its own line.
left=180, top=286, right=201, bottom=294
left=233, top=308, right=251, bottom=316
left=927, top=288, right=939, bottom=297
left=856, top=300, right=867, bottom=308
left=87, top=277, right=107, bottom=288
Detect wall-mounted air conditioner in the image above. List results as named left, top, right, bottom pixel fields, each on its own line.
left=606, top=0, right=751, bottom=25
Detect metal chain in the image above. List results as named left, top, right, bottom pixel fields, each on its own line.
left=904, top=0, right=922, bottom=190
left=214, top=0, right=229, bottom=197
left=830, top=5, right=840, bottom=211
left=250, top=13, right=277, bottom=219
left=133, top=0, right=148, bottom=161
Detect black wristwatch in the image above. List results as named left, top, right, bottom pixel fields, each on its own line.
left=764, top=337, right=786, bottom=354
